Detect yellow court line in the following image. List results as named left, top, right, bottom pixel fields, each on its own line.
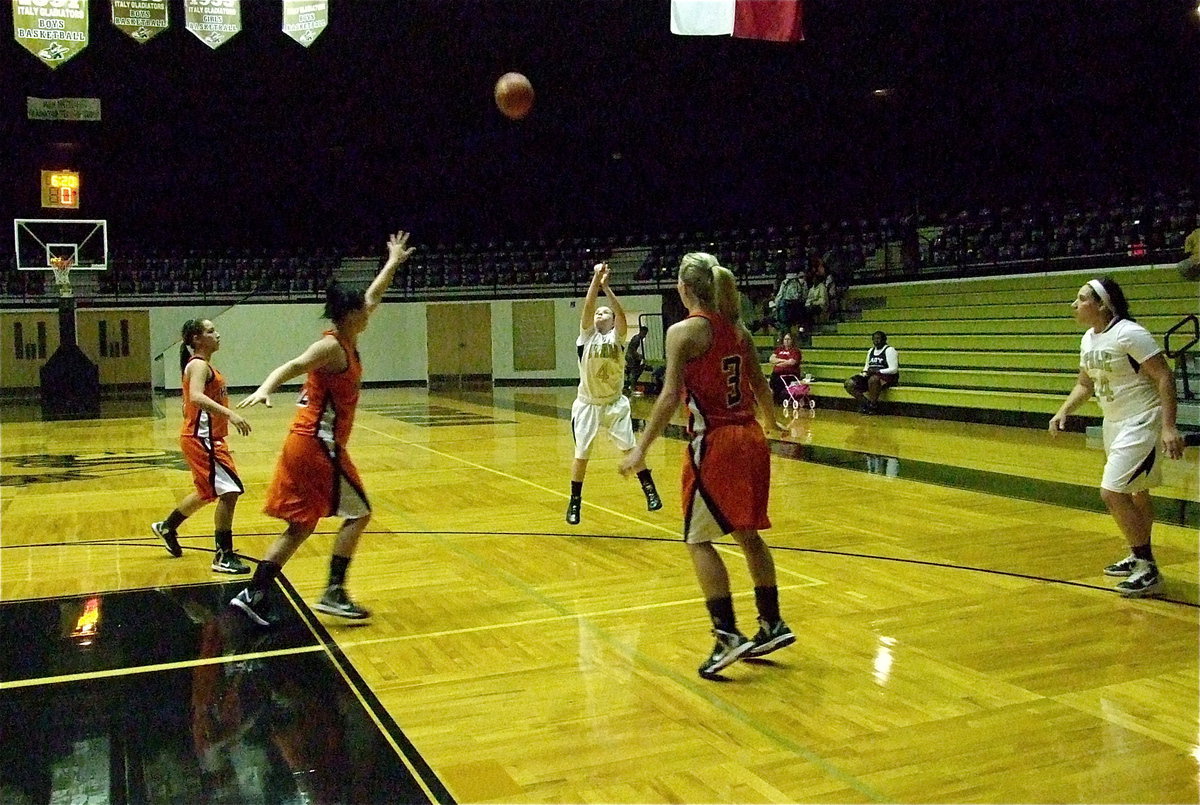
left=291, top=590, right=446, bottom=804
left=0, top=644, right=325, bottom=691
left=335, top=581, right=822, bottom=651
left=357, top=421, right=819, bottom=583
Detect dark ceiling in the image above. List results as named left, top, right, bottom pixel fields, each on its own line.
left=2, top=0, right=1197, bottom=251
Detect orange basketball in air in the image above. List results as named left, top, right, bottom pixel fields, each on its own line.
left=494, top=72, right=534, bottom=120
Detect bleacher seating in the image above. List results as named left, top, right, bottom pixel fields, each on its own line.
left=768, top=265, right=1194, bottom=425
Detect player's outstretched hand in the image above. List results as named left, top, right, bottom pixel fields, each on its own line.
left=1048, top=412, right=1066, bottom=435
left=387, top=230, right=415, bottom=265
left=238, top=390, right=271, bottom=409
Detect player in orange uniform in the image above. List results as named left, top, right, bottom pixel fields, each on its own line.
left=152, top=318, right=252, bottom=573
left=230, top=231, right=414, bottom=626
left=620, top=252, right=794, bottom=679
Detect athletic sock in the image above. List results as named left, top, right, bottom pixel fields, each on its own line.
left=215, top=529, right=233, bottom=553
left=705, top=596, right=737, bottom=634
left=329, top=554, right=351, bottom=587
left=1131, top=544, right=1155, bottom=563
left=164, top=509, right=187, bottom=533
left=570, top=481, right=583, bottom=498
left=754, top=586, right=781, bottom=624
left=249, top=560, right=281, bottom=594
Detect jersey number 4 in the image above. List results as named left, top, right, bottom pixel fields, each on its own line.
left=722, top=355, right=742, bottom=407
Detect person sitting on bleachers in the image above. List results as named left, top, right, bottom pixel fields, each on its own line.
left=844, top=330, right=900, bottom=414
left=768, top=333, right=802, bottom=404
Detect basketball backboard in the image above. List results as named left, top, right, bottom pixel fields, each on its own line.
left=14, top=219, right=108, bottom=271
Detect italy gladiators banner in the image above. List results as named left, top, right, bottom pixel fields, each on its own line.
left=282, top=0, right=327, bottom=48
left=111, top=0, right=168, bottom=44
left=184, top=0, right=241, bottom=50
left=12, top=0, right=89, bottom=69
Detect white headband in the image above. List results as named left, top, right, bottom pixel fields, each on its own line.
left=1087, top=279, right=1113, bottom=311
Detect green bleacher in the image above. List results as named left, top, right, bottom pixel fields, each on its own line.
left=757, top=265, right=1198, bottom=426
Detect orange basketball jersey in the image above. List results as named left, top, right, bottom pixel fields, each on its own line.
left=181, top=358, right=229, bottom=440
left=289, top=330, right=362, bottom=446
left=682, top=311, right=757, bottom=436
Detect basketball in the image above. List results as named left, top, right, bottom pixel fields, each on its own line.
left=494, top=72, right=534, bottom=120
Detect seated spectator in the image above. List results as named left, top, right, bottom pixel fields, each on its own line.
left=771, top=269, right=806, bottom=335
left=624, top=325, right=649, bottom=392
left=844, top=330, right=900, bottom=414
left=768, top=333, right=803, bottom=403
left=804, top=256, right=831, bottom=326
left=1179, top=217, right=1200, bottom=280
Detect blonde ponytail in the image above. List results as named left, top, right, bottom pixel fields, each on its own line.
left=712, top=265, right=741, bottom=323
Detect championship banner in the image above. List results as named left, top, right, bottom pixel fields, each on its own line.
left=27, top=96, right=101, bottom=121
left=184, top=0, right=241, bottom=50
left=282, top=0, right=327, bottom=47
left=111, top=0, right=169, bottom=44
left=12, top=0, right=89, bottom=69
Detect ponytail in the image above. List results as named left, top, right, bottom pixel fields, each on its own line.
left=712, top=265, right=741, bottom=323
left=179, top=318, right=205, bottom=374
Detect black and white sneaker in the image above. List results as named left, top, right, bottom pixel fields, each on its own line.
left=1115, top=561, right=1162, bottom=598
left=643, top=484, right=662, bottom=512
left=565, top=496, right=582, bottom=525
left=1103, top=554, right=1138, bottom=577
left=230, top=587, right=273, bottom=627
left=698, top=628, right=754, bottom=679
left=211, top=550, right=250, bottom=575
left=314, top=585, right=371, bottom=620
left=151, top=521, right=182, bottom=558
left=745, top=618, right=796, bottom=658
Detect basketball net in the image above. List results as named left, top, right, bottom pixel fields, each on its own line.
left=50, top=256, right=74, bottom=298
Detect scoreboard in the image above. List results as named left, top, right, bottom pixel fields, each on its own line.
left=41, top=170, right=80, bottom=209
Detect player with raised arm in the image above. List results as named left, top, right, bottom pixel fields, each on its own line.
left=230, top=230, right=414, bottom=625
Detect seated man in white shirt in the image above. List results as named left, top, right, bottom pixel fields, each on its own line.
left=844, top=330, right=900, bottom=414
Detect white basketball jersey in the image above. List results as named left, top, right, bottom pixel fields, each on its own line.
left=576, top=326, right=625, bottom=405
left=1080, top=318, right=1162, bottom=420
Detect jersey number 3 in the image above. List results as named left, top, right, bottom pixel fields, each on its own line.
left=721, top=355, right=742, bottom=407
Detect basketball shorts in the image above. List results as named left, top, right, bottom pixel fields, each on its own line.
left=682, top=422, right=771, bottom=544
left=571, top=396, right=636, bottom=460
left=264, top=431, right=370, bottom=531
left=1101, top=407, right=1162, bottom=494
left=180, top=436, right=243, bottom=502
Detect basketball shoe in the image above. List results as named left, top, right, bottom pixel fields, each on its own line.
left=1103, top=554, right=1138, bottom=577
left=745, top=618, right=796, bottom=658
left=212, top=550, right=250, bottom=574
left=1115, top=560, right=1162, bottom=598
left=642, top=481, right=662, bottom=512
left=151, top=521, right=182, bottom=558
left=230, top=587, right=274, bottom=627
left=698, top=628, right=754, bottom=678
left=314, top=585, right=371, bottom=619
left=565, top=496, right=582, bottom=525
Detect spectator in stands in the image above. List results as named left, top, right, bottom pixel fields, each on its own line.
left=771, top=268, right=806, bottom=335
left=768, top=333, right=802, bottom=403
left=844, top=330, right=900, bottom=414
left=624, top=325, right=649, bottom=393
left=1049, top=277, right=1184, bottom=599
left=565, top=263, right=662, bottom=526
left=804, top=256, right=832, bottom=325
left=1178, top=217, right=1200, bottom=280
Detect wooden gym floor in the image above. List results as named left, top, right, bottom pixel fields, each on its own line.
left=0, top=386, right=1196, bottom=804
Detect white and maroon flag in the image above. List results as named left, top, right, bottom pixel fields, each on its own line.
left=671, top=0, right=804, bottom=42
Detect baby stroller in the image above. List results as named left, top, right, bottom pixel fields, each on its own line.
left=779, top=374, right=815, bottom=410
